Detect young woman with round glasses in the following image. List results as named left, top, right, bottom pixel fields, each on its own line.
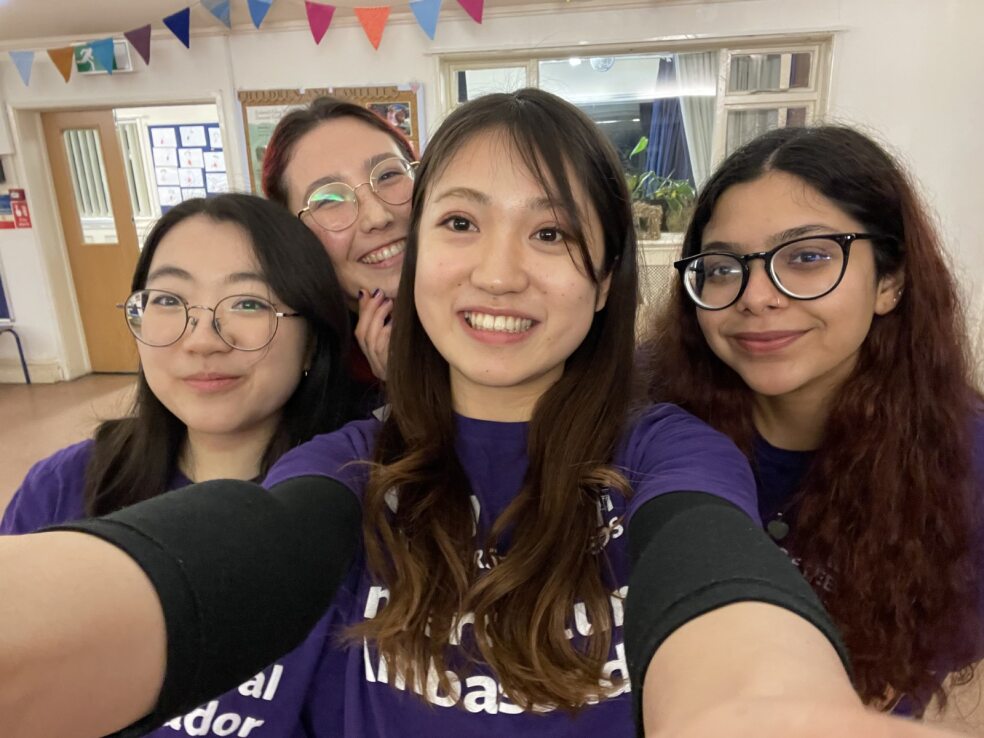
left=263, top=97, right=417, bottom=392
left=1, top=193, right=359, bottom=737
left=0, top=94, right=968, bottom=738
left=645, top=125, right=983, bottom=728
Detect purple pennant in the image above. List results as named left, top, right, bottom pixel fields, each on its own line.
left=164, top=7, right=192, bottom=48
left=410, top=0, right=441, bottom=40
left=248, top=0, right=275, bottom=29
left=124, top=24, right=152, bottom=65
left=9, top=50, right=34, bottom=86
left=90, top=38, right=115, bottom=74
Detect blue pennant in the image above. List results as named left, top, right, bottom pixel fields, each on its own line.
left=164, top=7, right=191, bottom=48
left=90, top=38, right=116, bottom=74
left=410, top=0, right=441, bottom=40
left=202, top=0, right=232, bottom=27
left=248, top=0, right=275, bottom=29
left=9, top=50, right=34, bottom=86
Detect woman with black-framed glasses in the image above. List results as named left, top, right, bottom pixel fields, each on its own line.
left=1, top=193, right=362, bottom=738
left=645, top=125, right=984, bottom=730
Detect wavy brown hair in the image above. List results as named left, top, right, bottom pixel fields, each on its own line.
left=643, top=125, right=981, bottom=711
left=351, top=89, right=641, bottom=710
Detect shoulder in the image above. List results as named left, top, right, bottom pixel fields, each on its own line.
left=617, top=403, right=760, bottom=524
left=263, top=417, right=381, bottom=494
left=1, top=439, right=94, bottom=534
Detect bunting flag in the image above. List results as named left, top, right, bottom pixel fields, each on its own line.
left=90, top=38, right=116, bottom=74
left=456, top=0, right=483, bottom=23
left=47, top=47, right=75, bottom=82
left=354, top=6, right=390, bottom=49
left=124, top=24, right=152, bottom=65
left=304, top=2, right=336, bottom=44
left=164, top=7, right=192, bottom=48
left=202, top=0, right=232, bottom=28
left=410, top=0, right=441, bottom=40
left=9, top=50, right=34, bottom=86
left=248, top=0, right=275, bottom=29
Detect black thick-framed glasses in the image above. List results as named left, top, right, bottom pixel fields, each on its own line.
left=117, top=289, right=301, bottom=351
left=296, top=157, right=418, bottom=232
left=673, top=232, right=886, bottom=311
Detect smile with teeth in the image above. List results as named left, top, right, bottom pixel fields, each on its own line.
left=359, top=239, right=406, bottom=265
left=464, top=311, right=534, bottom=334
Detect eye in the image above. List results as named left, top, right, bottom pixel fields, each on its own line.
left=440, top=215, right=476, bottom=232
left=229, top=297, right=271, bottom=312
left=150, top=292, right=182, bottom=308
left=533, top=227, right=567, bottom=243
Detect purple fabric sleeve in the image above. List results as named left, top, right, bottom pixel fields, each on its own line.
left=619, top=404, right=760, bottom=526
left=1, top=440, right=91, bottom=534
left=262, top=418, right=381, bottom=498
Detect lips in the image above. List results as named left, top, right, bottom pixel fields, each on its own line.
left=459, top=308, right=538, bottom=345
left=182, top=372, right=242, bottom=392
left=359, top=239, right=406, bottom=266
left=731, top=330, right=807, bottom=354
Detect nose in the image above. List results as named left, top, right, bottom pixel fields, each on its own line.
left=469, top=230, right=529, bottom=296
left=181, top=307, right=231, bottom=353
left=735, top=260, right=786, bottom=313
left=355, top=183, right=395, bottom=233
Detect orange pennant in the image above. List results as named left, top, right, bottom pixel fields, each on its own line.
left=47, top=47, right=74, bottom=83
left=354, top=6, right=390, bottom=49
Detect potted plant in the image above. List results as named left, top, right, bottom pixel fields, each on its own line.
left=627, top=170, right=664, bottom=242
left=625, top=136, right=697, bottom=238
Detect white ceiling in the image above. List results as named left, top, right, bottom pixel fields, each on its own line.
left=0, top=0, right=629, bottom=45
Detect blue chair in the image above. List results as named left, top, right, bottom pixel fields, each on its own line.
left=0, top=325, right=30, bottom=384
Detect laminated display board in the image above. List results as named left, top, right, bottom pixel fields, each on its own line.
left=148, top=122, right=226, bottom=212
left=238, top=86, right=422, bottom=194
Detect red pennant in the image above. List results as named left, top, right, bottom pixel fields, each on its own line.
left=456, top=0, right=483, bottom=23
left=47, top=47, right=74, bottom=83
left=124, top=25, right=152, bottom=65
left=305, top=2, right=336, bottom=44
left=354, top=7, right=390, bottom=49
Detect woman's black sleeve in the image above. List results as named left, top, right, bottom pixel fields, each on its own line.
left=624, top=491, right=851, bottom=732
left=48, top=475, right=361, bottom=736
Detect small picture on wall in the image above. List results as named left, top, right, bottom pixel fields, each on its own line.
left=208, top=127, right=223, bottom=150
left=182, top=188, right=207, bottom=201
left=203, top=151, right=226, bottom=172
left=151, top=128, right=177, bottom=148
left=153, top=148, right=177, bottom=167
left=159, top=187, right=182, bottom=206
left=156, top=167, right=180, bottom=186
left=179, top=126, right=207, bottom=147
left=179, top=168, right=205, bottom=188
left=206, top=172, right=229, bottom=193
left=369, top=102, right=412, bottom=137
left=179, top=148, right=205, bottom=169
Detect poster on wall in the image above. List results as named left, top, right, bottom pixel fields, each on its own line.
left=148, top=123, right=226, bottom=213
left=0, top=255, right=12, bottom=322
left=238, top=85, right=424, bottom=194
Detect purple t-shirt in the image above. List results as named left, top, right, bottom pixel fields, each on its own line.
left=264, top=403, right=759, bottom=737
left=1, top=439, right=332, bottom=738
left=753, top=417, right=984, bottom=711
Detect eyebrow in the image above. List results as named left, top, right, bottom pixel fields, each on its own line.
left=701, top=223, right=839, bottom=253
left=146, top=265, right=268, bottom=286
left=302, top=152, right=402, bottom=202
left=432, top=187, right=555, bottom=212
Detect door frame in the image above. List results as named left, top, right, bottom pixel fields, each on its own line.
left=5, top=91, right=241, bottom=380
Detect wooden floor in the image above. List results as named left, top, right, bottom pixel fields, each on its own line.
left=0, top=374, right=136, bottom=515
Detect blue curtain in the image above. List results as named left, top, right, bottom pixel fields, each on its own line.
left=644, top=58, right=694, bottom=185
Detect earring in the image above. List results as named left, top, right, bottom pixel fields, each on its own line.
left=303, top=369, right=310, bottom=378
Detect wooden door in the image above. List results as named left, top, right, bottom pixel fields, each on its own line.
left=42, top=110, right=139, bottom=372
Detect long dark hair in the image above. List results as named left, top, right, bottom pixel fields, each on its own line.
left=353, top=88, right=641, bottom=710
left=83, top=194, right=353, bottom=516
left=262, top=96, right=416, bottom=208
left=644, top=125, right=980, bottom=710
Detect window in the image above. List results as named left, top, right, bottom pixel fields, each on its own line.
left=442, top=37, right=830, bottom=307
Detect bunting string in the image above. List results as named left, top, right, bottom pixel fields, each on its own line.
left=5, top=0, right=486, bottom=86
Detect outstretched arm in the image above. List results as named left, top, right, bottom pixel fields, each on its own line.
left=0, top=476, right=360, bottom=738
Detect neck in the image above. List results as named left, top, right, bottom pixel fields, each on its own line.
left=450, top=368, right=560, bottom=422
left=179, top=419, right=279, bottom=482
left=753, top=389, right=831, bottom=451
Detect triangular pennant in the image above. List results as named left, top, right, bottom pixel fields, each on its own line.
left=248, top=0, right=275, bottom=29
left=456, top=0, right=483, bottom=23
left=9, top=50, right=34, bottom=87
left=202, top=0, right=232, bottom=28
left=47, top=47, right=75, bottom=82
left=90, top=38, right=115, bottom=74
left=124, top=25, right=152, bottom=65
left=410, top=0, right=441, bottom=40
left=163, top=7, right=191, bottom=48
left=354, top=6, right=390, bottom=50
left=304, top=2, right=335, bottom=44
